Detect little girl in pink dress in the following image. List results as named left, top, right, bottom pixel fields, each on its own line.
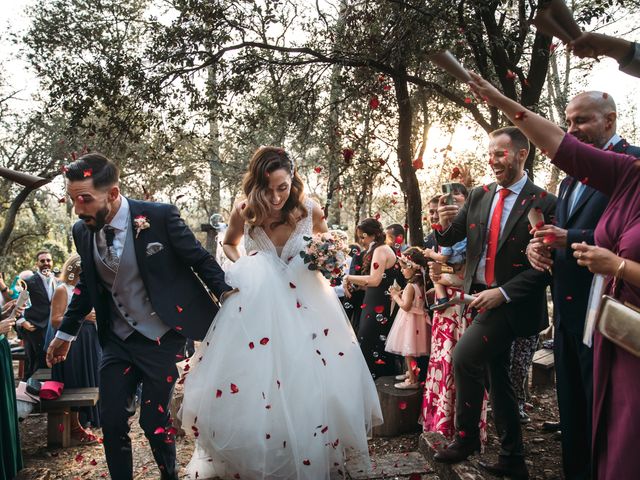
left=386, top=247, right=431, bottom=389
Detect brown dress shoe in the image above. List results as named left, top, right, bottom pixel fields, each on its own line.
left=433, top=436, right=481, bottom=464
left=478, top=456, right=529, bottom=480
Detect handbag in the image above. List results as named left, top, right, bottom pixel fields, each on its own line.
left=596, top=269, right=640, bottom=357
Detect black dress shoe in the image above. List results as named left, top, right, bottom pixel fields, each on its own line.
left=433, top=436, right=480, bottom=464
left=478, top=456, right=529, bottom=480
left=542, top=421, right=561, bottom=432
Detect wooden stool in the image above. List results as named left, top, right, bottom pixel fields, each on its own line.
left=532, top=348, right=555, bottom=387
left=372, top=376, right=422, bottom=437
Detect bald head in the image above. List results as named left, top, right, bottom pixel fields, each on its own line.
left=565, top=91, right=617, bottom=148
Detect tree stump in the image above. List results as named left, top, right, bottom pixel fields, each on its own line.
left=532, top=348, right=555, bottom=388
left=372, top=376, right=422, bottom=437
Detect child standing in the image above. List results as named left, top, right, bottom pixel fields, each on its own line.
left=386, top=247, right=431, bottom=389
left=424, top=238, right=467, bottom=311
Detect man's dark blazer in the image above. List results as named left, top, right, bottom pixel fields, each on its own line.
left=436, top=179, right=557, bottom=337
left=24, top=273, right=52, bottom=329
left=553, top=138, right=640, bottom=335
left=58, top=198, right=232, bottom=346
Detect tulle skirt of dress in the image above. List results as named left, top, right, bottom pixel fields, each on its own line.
left=180, top=252, right=383, bottom=480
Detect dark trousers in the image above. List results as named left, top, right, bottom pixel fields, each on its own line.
left=99, top=330, right=185, bottom=480
left=21, top=326, right=46, bottom=380
left=453, top=300, right=523, bottom=457
left=554, top=320, right=593, bottom=480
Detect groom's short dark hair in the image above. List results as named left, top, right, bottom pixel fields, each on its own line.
left=65, top=153, right=120, bottom=190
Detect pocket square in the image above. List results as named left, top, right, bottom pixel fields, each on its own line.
left=146, top=242, right=165, bottom=256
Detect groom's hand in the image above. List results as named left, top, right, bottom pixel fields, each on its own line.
left=46, top=337, right=72, bottom=367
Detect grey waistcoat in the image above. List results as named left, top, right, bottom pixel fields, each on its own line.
left=93, top=223, right=170, bottom=341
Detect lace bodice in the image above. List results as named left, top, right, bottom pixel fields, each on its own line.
left=243, top=198, right=314, bottom=262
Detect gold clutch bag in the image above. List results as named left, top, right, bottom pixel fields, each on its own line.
left=597, top=295, right=640, bottom=357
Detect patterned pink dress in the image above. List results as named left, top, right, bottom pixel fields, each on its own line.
left=385, top=283, right=431, bottom=357
left=421, top=291, right=488, bottom=444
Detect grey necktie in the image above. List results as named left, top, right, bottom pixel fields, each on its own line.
left=103, top=226, right=120, bottom=270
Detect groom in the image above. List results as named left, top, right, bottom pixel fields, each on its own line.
left=47, top=153, right=233, bottom=480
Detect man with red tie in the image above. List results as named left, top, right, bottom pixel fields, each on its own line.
left=432, top=127, right=556, bottom=479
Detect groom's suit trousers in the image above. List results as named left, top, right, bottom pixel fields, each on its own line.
left=100, top=329, right=185, bottom=480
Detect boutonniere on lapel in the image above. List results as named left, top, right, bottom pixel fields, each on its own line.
left=134, top=215, right=150, bottom=238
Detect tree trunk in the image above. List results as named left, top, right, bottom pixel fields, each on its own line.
left=0, top=186, right=45, bottom=256
left=324, top=0, right=349, bottom=226
left=394, top=71, right=423, bottom=246
left=207, top=64, right=221, bottom=254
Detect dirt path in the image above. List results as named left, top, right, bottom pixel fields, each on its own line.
left=16, top=383, right=561, bottom=480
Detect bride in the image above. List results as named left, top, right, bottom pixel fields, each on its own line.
left=181, top=146, right=382, bottom=479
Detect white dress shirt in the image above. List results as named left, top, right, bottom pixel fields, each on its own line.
left=37, top=270, right=55, bottom=301
left=94, top=196, right=129, bottom=260
left=474, top=172, right=529, bottom=299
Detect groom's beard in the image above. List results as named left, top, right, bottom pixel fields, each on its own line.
left=80, top=205, right=109, bottom=233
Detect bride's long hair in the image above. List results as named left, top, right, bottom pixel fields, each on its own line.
left=241, top=146, right=307, bottom=230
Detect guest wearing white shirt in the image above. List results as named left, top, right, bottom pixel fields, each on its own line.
left=21, top=249, right=56, bottom=379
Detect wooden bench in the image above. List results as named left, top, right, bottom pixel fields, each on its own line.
left=10, top=345, right=26, bottom=379
left=532, top=348, right=555, bottom=387
left=372, top=376, right=422, bottom=437
left=35, top=387, right=100, bottom=448
left=32, top=368, right=52, bottom=381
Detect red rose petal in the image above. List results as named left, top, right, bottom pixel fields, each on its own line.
left=314, top=167, right=322, bottom=173
left=230, top=383, right=239, bottom=394
left=216, top=389, right=222, bottom=398
left=249, top=342, right=255, bottom=349
left=398, top=401, right=408, bottom=410
left=289, top=282, right=296, bottom=288
left=75, top=453, right=84, bottom=462
left=373, top=262, right=379, bottom=270
left=260, top=337, right=269, bottom=345
left=83, top=169, right=93, bottom=178
left=374, top=305, right=384, bottom=314
left=154, top=427, right=165, bottom=435
left=515, top=111, right=527, bottom=120
left=176, top=305, right=183, bottom=313
left=166, top=376, right=173, bottom=383
left=324, top=328, right=329, bottom=336
left=303, top=459, right=311, bottom=466
left=123, top=366, right=132, bottom=375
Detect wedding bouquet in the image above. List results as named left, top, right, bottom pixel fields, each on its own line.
left=300, top=230, right=349, bottom=286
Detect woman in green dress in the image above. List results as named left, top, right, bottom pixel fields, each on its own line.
left=1, top=299, right=24, bottom=480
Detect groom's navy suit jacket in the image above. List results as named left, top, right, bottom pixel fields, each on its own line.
left=58, top=198, right=232, bottom=346
left=553, top=138, right=640, bottom=335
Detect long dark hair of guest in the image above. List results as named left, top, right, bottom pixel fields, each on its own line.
left=241, top=146, right=307, bottom=231
left=401, top=247, right=428, bottom=286
left=358, top=218, right=386, bottom=275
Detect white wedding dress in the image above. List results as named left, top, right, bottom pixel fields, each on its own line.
left=181, top=199, right=383, bottom=480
